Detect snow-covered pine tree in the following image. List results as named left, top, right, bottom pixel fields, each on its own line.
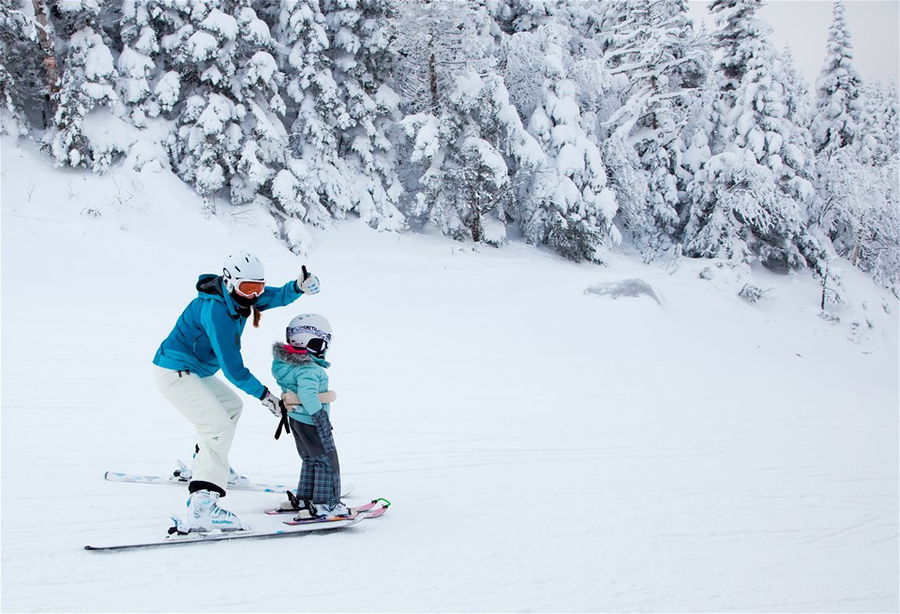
left=856, top=83, right=882, bottom=166
left=117, top=0, right=159, bottom=126
left=230, top=1, right=286, bottom=205
left=270, top=0, right=342, bottom=250
left=857, top=82, right=898, bottom=167
left=878, top=83, right=899, bottom=160
left=779, top=46, right=816, bottom=161
left=250, top=0, right=281, bottom=26
left=519, top=23, right=619, bottom=262
left=599, top=0, right=706, bottom=255
left=403, top=69, right=543, bottom=245
left=394, top=2, right=491, bottom=224
left=131, top=0, right=189, bottom=117
left=763, top=50, right=818, bottom=206
left=44, top=0, right=121, bottom=171
left=813, top=79, right=899, bottom=290
left=483, top=0, right=559, bottom=34
left=775, top=45, right=828, bottom=271
left=674, top=126, right=711, bottom=210
left=313, top=0, right=405, bottom=231
left=586, top=0, right=651, bottom=245
left=0, top=0, right=40, bottom=135
left=811, top=0, right=862, bottom=157
left=807, top=1, right=900, bottom=285
left=593, top=0, right=650, bottom=78
left=166, top=0, right=287, bottom=204
left=667, top=13, right=716, bottom=221
left=165, top=1, right=243, bottom=196
left=853, top=156, right=900, bottom=293
left=397, top=1, right=542, bottom=245
left=706, top=0, right=765, bottom=154
left=671, top=66, right=718, bottom=222
left=547, top=2, right=639, bottom=252
left=392, top=0, right=497, bottom=115
left=500, top=13, right=557, bottom=125
left=814, top=146, right=900, bottom=292
left=552, top=0, right=620, bottom=129
left=683, top=149, right=782, bottom=263
left=683, top=7, right=822, bottom=270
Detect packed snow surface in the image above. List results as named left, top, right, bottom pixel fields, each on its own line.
left=1, top=138, right=897, bottom=612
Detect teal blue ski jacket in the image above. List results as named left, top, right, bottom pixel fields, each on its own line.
left=271, top=343, right=331, bottom=425
left=153, top=275, right=304, bottom=399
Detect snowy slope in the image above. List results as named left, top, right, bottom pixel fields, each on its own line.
left=1, top=137, right=898, bottom=612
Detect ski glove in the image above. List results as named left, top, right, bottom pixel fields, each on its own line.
left=260, top=388, right=281, bottom=416
left=298, top=265, right=320, bottom=295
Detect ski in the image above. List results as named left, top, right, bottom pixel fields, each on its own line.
left=104, top=470, right=291, bottom=493
left=265, top=497, right=391, bottom=517
left=103, top=470, right=354, bottom=497
left=277, top=498, right=391, bottom=524
left=85, top=515, right=363, bottom=552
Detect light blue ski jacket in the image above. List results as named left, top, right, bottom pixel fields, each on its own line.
left=271, top=343, right=331, bottom=425
left=153, top=275, right=304, bottom=399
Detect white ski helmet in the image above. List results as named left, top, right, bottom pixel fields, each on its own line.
left=222, top=250, right=265, bottom=297
left=286, top=313, right=332, bottom=357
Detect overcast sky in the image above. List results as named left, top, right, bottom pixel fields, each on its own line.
left=687, top=0, right=900, bottom=88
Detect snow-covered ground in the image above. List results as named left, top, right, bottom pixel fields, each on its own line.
left=2, top=137, right=898, bottom=612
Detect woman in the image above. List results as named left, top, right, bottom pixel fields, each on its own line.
left=152, top=249, right=320, bottom=533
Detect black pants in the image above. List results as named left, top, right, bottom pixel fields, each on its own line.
left=290, top=411, right=341, bottom=506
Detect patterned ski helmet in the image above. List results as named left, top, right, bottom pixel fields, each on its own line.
left=286, top=313, right=332, bottom=357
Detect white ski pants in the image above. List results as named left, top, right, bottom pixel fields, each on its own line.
left=153, top=365, right=243, bottom=494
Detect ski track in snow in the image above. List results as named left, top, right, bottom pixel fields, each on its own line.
left=1, top=139, right=898, bottom=612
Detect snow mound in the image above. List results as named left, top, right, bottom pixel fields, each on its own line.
left=584, top=278, right=661, bottom=304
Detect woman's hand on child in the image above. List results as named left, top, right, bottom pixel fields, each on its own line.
left=298, top=265, right=320, bottom=295
left=260, top=388, right=282, bottom=416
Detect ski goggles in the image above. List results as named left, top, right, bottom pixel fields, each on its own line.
left=305, top=337, right=329, bottom=356
left=287, top=326, right=332, bottom=344
left=234, top=279, right=266, bottom=298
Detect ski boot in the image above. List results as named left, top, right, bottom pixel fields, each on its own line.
left=310, top=501, right=353, bottom=521
left=171, top=489, right=251, bottom=534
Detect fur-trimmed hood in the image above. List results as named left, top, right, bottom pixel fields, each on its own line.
left=271, top=342, right=330, bottom=368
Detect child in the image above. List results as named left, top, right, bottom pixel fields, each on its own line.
left=272, top=313, right=350, bottom=520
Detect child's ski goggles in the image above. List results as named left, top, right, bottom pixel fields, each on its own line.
left=305, top=337, right=328, bottom=356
